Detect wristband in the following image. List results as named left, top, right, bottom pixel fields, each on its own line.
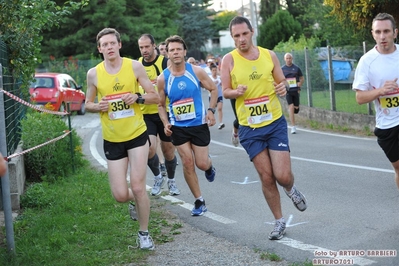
left=135, top=93, right=145, bottom=104
left=207, top=108, right=216, bottom=114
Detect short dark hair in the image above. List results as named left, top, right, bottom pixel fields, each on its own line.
left=96, top=28, right=121, bottom=47
left=229, top=16, right=253, bottom=33
left=158, top=41, right=166, bottom=47
left=139, top=34, right=156, bottom=45
left=165, top=35, right=187, bottom=52
left=373, top=13, right=397, bottom=30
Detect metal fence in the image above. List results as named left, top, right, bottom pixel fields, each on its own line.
left=0, top=38, right=26, bottom=157
left=275, top=45, right=374, bottom=115
left=210, top=44, right=374, bottom=115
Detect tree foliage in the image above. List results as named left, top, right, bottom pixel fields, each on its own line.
left=324, top=0, right=399, bottom=41
left=210, top=10, right=238, bottom=37
left=0, top=0, right=86, bottom=88
left=177, top=0, right=214, bottom=52
left=257, top=10, right=302, bottom=49
left=41, top=0, right=180, bottom=60
left=259, top=0, right=280, bottom=21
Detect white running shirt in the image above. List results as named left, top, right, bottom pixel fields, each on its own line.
left=353, top=44, right=399, bottom=129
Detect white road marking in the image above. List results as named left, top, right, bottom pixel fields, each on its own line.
left=89, top=129, right=383, bottom=264
left=290, top=126, right=375, bottom=141
left=90, top=130, right=107, bottom=169
left=265, top=214, right=308, bottom=227
left=277, top=237, right=376, bottom=265
left=211, top=140, right=393, bottom=174
left=161, top=195, right=237, bottom=224
left=231, top=176, right=259, bottom=184
left=291, top=156, right=394, bottom=173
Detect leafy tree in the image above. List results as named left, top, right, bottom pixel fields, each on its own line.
left=177, top=0, right=214, bottom=52
left=0, top=0, right=86, bottom=88
left=41, top=0, right=180, bottom=60
left=285, top=0, right=321, bottom=38
left=210, top=10, right=238, bottom=37
left=259, top=0, right=280, bottom=21
left=318, top=6, right=362, bottom=46
left=257, top=10, right=302, bottom=49
left=324, top=0, right=399, bottom=41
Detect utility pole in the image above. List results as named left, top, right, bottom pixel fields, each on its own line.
left=250, top=0, right=258, bottom=46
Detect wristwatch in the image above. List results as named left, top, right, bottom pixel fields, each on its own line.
left=135, top=93, right=145, bottom=104
left=207, top=108, right=216, bottom=114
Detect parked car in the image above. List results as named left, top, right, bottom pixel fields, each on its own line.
left=29, top=72, right=86, bottom=115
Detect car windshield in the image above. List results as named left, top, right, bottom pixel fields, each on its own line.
left=31, top=77, right=55, bottom=88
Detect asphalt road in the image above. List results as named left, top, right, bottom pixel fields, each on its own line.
left=72, top=96, right=399, bottom=266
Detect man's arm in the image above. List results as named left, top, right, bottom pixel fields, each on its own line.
left=270, top=51, right=289, bottom=97
left=157, top=72, right=172, bottom=136
left=354, top=77, right=398, bottom=105
left=0, top=152, right=7, bottom=176
left=298, top=75, right=304, bottom=88
left=220, top=54, right=248, bottom=99
left=85, top=68, right=108, bottom=113
left=133, top=60, right=160, bottom=105
left=194, top=66, right=217, bottom=126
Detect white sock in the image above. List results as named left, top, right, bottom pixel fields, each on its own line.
left=277, top=217, right=285, bottom=223
left=195, top=196, right=204, bottom=202
left=285, top=185, right=296, bottom=196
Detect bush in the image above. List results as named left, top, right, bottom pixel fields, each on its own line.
left=21, top=110, right=85, bottom=181
left=20, top=182, right=54, bottom=209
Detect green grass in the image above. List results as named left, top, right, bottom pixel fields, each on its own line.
left=300, top=89, right=372, bottom=114
left=0, top=165, right=181, bottom=266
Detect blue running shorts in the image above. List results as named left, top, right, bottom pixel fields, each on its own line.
left=239, top=116, right=290, bottom=161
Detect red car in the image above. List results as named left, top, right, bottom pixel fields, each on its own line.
left=29, top=72, right=86, bottom=115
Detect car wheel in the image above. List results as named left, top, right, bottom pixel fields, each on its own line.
left=59, top=102, right=68, bottom=117
left=77, top=101, right=85, bottom=115
left=59, top=102, right=66, bottom=113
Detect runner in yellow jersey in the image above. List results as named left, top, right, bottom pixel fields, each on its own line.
left=85, top=28, right=159, bottom=250
left=220, top=16, right=307, bottom=240
left=138, top=34, right=180, bottom=197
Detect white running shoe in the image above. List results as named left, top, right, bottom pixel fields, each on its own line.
left=137, top=232, right=154, bottom=250
left=168, top=179, right=181, bottom=195
left=291, top=126, right=297, bottom=134
left=268, top=220, right=286, bottom=240
left=151, top=176, right=165, bottom=196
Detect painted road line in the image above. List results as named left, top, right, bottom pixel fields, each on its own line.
left=90, top=130, right=107, bottom=169
left=291, top=156, right=394, bottom=173
left=89, top=130, right=380, bottom=264
left=162, top=195, right=237, bottom=224
left=211, top=140, right=393, bottom=174
left=291, top=127, right=375, bottom=141
left=278, top=237, right=376, bottom=266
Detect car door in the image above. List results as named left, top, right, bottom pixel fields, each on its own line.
left=57, top=75, right=71, bottom=111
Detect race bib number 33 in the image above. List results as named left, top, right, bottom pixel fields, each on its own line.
left=380, top=95, right=399, bottom=109
left=104, top=93, right=135, bottom=120
left=245, top=96, right=272, bottom=125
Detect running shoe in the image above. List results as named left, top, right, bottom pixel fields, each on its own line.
left=231, top=131, right=239, bottom=146
left=150, top=176, right=165, bottom=196
left=285, top=185, right=307, bottom=212
left=291, top=126, right=297, bottom=134
left=191, top=199, right=207, bottom=216
left=268, top=220, right=286, bottom=240
left=128, top=202, right=138, bottom=221
left=218, top=123, right=225, bottom=130
left=137, top=231, right=155, bottom=250
left=168, top=179, right=181, bottom=195
left=160, top=163, right=167, bottom=177
left=205, top=166, right=216, bottom=182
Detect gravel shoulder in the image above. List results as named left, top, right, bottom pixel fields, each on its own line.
left=143, top=207, right=289, bottom=266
